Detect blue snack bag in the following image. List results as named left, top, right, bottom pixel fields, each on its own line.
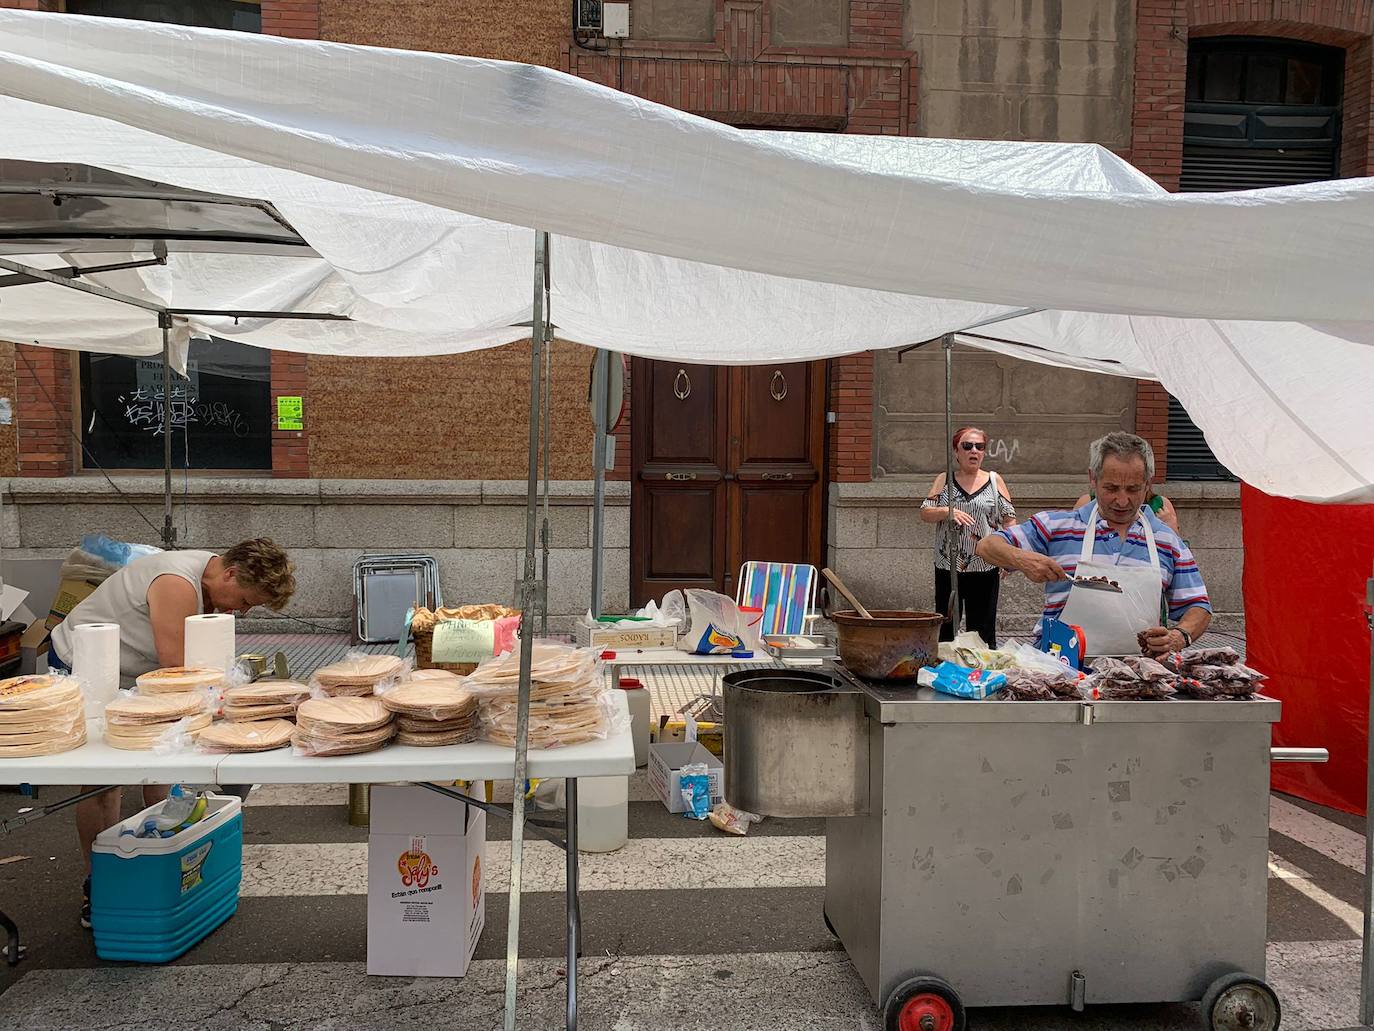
left=679, top=763, right=712, bottom=820
left=929, top=661, right=1008, bottom=700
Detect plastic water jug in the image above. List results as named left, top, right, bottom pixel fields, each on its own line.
left=616, top=678, right=650, bottom=768
left=576, top=776, right=628, bottom=853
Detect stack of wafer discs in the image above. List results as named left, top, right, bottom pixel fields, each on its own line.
left=406, top=668, right=465, bottom=685
left=134, top=666, right=225, bottom=695
left=222, top=680, right=311, bottom=722
left=469, top=645, right=609, bottom=749
left=293, top=696, right=395, bottom=756
left=381, top=681, right=477, bottom=746
left=0, top=674, right=87, bottom=757
left=198, top=718, right=294, bottom=753
left=104, top=692, right=210, bottom=750
left=312, top=655, right=405, bottom=697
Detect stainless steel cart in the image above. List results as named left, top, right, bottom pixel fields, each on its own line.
left=725, top=667, right=1327, bottom=1031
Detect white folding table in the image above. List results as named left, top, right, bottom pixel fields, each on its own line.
left=0, top=695, right=635, bottom=1031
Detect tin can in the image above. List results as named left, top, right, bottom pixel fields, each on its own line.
left=240, top=654, right=268, bottom=679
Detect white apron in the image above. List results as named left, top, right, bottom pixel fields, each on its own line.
left=1057, top=504, right=1163, bottom=657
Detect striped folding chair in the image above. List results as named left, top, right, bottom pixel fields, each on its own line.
left=735, top=561, right=818, bottom=639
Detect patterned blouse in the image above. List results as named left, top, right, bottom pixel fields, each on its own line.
left=922, top=472, right=1016, bottom=574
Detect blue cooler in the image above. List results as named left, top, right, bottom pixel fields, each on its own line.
left=90, top=793, right=243, bottom=962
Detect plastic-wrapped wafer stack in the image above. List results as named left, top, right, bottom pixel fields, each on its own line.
left=380, top=671, right=477, bottom=746
left=292, top=696, right=395, bottom=756
left=222, top=680, right=311, bottom=722
left=467, top=643, right=620, bottom=750
left=0, top=674, right=87, bottom=757
left=311, top=654, right=406, bottom=697
left=104, top=692, right=211, bottom=750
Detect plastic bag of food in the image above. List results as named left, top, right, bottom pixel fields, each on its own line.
left=925, top=661, right=1008, bottom=700
left=708, top=802, right=763, bottom=836
left=938, top=631, right=1016, bottom=670
left=1002, top=666, right=1083, bottom=699
left=309, top=650, right=409, bottom=699
left=680, top=762, right=712, bottom=820
left=675, top=590, right=745, bottom=655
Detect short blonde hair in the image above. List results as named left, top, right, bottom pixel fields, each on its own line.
left=222, top=538, right=296, bottom=611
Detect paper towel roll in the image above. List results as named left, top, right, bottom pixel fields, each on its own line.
left=184, top=613, right=236, bottom=673
left=71, top=622, right=120, bottom=707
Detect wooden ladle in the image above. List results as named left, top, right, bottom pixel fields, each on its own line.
left=822, top=567, right=874, bottom=620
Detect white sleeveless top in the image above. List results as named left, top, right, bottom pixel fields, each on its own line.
left=51, top=550, right=213, bottom=686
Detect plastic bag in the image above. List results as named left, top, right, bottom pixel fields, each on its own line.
left=708, top=802, right=763, bottom=836
left=477, top=687, right=629, bottom=750
left=309, top=649, right=409, bottom=699
left=680, top=762, right=712, bottom=819
left=937, top=631, right=1016, bottom=670
left=659, top=590, right=686, bottom=630
left=1000, top=666, right=1084, bottom=700
left=922, top=661, right=1008, bottom=700
left=675, top=590, right=745, bottom=655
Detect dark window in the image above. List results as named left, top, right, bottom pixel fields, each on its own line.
left=64, top=0, right=260, bottom=31
left=1186, top=37, right=1342, bottom=106
left=1173, top=37, right=1344, bottom=480
left=79, top=338, right=272, bottom=471
left=66, top=1, right=268, bottom=472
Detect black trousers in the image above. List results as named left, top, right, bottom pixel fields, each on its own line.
left=935, top=568, right=1000, bottom=648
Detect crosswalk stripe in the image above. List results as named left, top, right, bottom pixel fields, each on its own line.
left=245, top=774, right=664, bottom=808
left=1271, top=796, right=1365, bottom=874
left=1269, top=855, right=1365, bottom=936
left=242, top=835, right=828, bottom=896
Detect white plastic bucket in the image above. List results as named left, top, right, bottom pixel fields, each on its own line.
left=576, top=775, right=628, bottom=853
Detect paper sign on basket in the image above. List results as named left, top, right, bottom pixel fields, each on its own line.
left=431, top=619, right=497, bottom=664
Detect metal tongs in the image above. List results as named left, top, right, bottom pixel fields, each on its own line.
left=1070, top=576, right=1124, bottom=594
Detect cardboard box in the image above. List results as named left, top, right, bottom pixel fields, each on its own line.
left=46, top=577, right=98, bottom=631
left=647, top=741, right=725, bottom=814
left=574, top=619, right=677, bottom=650
left=655, top=717, right=723, bottom=759
left=367, top=785, right=485, bottom=978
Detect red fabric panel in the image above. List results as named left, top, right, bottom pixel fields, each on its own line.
left=1241, top=484, right=1374, bottom=814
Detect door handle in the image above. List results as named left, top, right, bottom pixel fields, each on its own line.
left=761, top=472, right=795, bottom=481
left=665, top=472, right=698, bottom=481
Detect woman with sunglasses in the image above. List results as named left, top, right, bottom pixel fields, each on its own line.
left=919, top=426, right=1017, bottom=646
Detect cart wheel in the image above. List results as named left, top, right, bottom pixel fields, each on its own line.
left=822, top=908, right=837, bottom=938
left=884, top=975, right=966, bottom=1031
left=1201, top=972, right=1281, bottom=1031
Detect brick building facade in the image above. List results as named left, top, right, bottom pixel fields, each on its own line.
left=2, top=0, right=1369, bottom=629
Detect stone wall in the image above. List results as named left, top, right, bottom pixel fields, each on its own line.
left=874, top=344, right=1138, bottom=480
left=1, top=478, right=631, bottom=635
left=906, top=0, right=1137, bottom=146
left=828, top=480, right=1245, bottom=634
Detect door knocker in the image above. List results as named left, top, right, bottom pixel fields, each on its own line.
left=673, top=368, right=692, bottom=401
left=770, top=369, right=788, bottom=402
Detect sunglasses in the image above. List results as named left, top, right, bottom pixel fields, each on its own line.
left=959, top=441, right=987, bottom=452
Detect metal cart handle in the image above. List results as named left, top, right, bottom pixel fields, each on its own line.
left=1270, top=747, right=1329, bottom=763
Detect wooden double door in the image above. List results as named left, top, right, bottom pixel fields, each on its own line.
left=630, top=359, right=826, bottom=606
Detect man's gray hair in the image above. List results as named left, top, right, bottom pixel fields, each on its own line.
left=1089, top=431, right=1155, bottom=481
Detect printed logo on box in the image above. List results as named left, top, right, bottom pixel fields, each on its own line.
left=397, top=835, right=440, bottom=890
left=180, top=841, right=213, bottom=894
left=471, top=854, right=481, bottom=909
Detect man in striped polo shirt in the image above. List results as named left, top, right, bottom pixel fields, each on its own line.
left=975, top=432, right=1211, bottom=656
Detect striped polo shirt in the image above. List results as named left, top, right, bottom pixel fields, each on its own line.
left=992, top=502, right=1212, bottom=642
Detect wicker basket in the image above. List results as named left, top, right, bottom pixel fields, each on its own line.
left=411, top=605, right=521, bottom=674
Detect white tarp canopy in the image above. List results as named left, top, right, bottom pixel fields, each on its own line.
left=0, top=10, right=1372, bottom=503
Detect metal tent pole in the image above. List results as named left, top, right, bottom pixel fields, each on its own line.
left=1361, top=562, right=1374, bottom=1026
left=160, top=316, right=176, bottom=549
left=589, top=350, right=609, bottom=618
left=943, top=334, right=959, bottom=632
left=539, top=239, right=553, bottom=638
left=504, top=229, right=550, bottom=1031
